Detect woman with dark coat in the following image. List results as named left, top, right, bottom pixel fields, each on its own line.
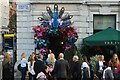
left=2, top=52, right=13, bottom=80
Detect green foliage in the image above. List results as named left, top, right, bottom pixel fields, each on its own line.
left=80, top=45, right=89, bottom=55
left=75, top=49, right=83, bottom=64
left=64, top=45, right=83, bottom=65
left=64, top=45, right=76, bottom=65
left=90, top=55, right=99, bottom=71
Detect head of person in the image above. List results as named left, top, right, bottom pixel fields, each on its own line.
left=32, top=52, right=36, bottom=57
left=31, top=54, right=35, bottom=61
left=112, top=53, right=120, bottom=68
left=5, top=52, right=11, bottom=61
left=59, top=53, right=64, bottom=59
left=48, top=53, right=55, bottom=62
left=6, top=52, right=11, bottom=57
left=73, top=55, right=79, bottom=62
left=99, top=55, right=104, bottom=61
left=21, top=53, right=26, bottom=59
left=103, top=62, right=108, bottom=69
left=49, top=49, right=52, bottom=53
left=108, top=59, right=114, bottom=67
left=113, top=53, right=118, bottom=61
left=48, top=64, right=53, bottom=72
left=83, top=55, right=88, bottom=62
left=38, top=54, right=43, bottom=60
left=42, top=65, right=49, bottom=74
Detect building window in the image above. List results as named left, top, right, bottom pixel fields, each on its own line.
left=93, top=15, right=116, bottom=34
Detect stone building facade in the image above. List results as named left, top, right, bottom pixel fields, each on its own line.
left=16, top=0, right=120, bottom=60
left=0, top=0, right=9, bottom=51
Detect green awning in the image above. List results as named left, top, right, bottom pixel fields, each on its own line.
left=83, top=27, right=120, bottom=46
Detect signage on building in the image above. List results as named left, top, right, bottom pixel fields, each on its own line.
left=4, top=34, right=15, bottom=49
left=104, top=41, right=120, bottom=45
left=17, top=4, right=30, bottom=11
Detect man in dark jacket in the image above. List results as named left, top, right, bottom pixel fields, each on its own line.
left=34, top=54, right=44, bottom=80
left=71, top=55, right=81, bottom=80
left=54, top=53, right=70, bottom=80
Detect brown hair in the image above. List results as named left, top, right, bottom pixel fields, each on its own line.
left=112, top=53, right=120, bottom=68
left=83, top=56, right=89, bottom=65
left=30, top=54, right=35, bottom=66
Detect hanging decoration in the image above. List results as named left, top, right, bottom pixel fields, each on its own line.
left=33, top=4, right=78, bottom=55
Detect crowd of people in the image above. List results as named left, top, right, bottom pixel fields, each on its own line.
left=2, top=50, right=120, bottom=80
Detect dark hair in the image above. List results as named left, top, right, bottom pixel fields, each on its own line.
left=42, top=65, right=48, bottom=74
left=83, top=56, right=89, bottom=65
left=103, top=62, right=108, bottom=67
left=83, top=56, right=88, bottom=62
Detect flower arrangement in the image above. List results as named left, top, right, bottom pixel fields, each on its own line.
left=33, top=4, right=78, bottom=55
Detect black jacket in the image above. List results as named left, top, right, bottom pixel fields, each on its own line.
left=71, top=61, right=81, bottom=79
left=34, top=59, right=44, bottom=75
left=54, top=59, right=70, bottom=78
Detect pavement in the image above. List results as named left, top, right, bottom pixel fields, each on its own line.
left=14, top=70, right=29, bottom=80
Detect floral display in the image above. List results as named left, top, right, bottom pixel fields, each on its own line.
left=33, top=4, right=78, bottom=55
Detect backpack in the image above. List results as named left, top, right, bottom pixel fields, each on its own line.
left=17, top=63, right=28, bottom=71
left=83, top=67, right=89, bottom=79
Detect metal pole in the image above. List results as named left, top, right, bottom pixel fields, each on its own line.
left=115, top=46, right=117, bottom=53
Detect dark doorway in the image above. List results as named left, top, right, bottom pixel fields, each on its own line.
left=48, top=35, right=65, bottom=59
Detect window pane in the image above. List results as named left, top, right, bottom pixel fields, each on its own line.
left=94, top=15, right=116, bottom=30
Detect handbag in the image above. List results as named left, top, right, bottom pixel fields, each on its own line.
left=17, top=64, right=21, bottom=71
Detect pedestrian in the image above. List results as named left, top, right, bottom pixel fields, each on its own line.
left=46, top=53, right=56, bottom=68
left=36, top=65, right=49, bottom=80
left=71, top=55, right=81, bottom=80
left=34, top=54, right=44, bottom=80
left=81, top=56, right=90, bottom=80
left=2, top=52, right=13, bottom=80
left=102, top=60, right=114, bottom=80
left=53, top=53, right=70, bottom=80
left=28, top=54, right=36, bottom=80
left=94, top=55, right=105, bottom=80
left=112, top=53, right=120, bottom=80
left=47, top=64, right=54, bottom=80
left=20, top=53, right=28, bottom=80
left=112, top=53, right=119, bottom=68
left=28, top=52, right=36, bottom=62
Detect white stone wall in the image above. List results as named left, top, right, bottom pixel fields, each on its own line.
left=16, top=0, right=120, bottom=60
left=16, top=2, right=35, bottom=60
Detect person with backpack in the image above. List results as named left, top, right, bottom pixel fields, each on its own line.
left=81, top=56, right=90, bottom=80
left=20, top=53, right=28, bottom=80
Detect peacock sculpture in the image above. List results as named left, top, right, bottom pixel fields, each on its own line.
left=33, top=4, right=78, bottom=56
